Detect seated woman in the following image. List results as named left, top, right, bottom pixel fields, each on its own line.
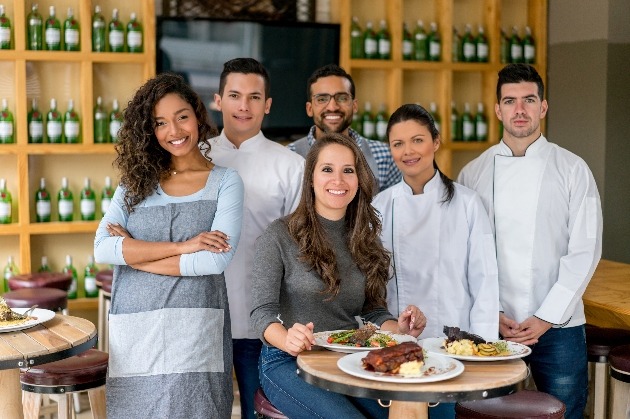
left=372, top=104, right=500, bottom=419
left=94, top=73, right=244, bottom=419
left=250, top=132, right=426, bottom=419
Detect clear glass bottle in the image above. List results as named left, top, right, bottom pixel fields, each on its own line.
left=461, top=103, right=475, bottom=142
left=26, top=3, right=43, bottom=50
left=108, top=9, right=124, bottom=53
left=475, top=103, right=488, bottom=141
left=3, top=256, right=18, bottom=292
left=375, top=103, right=388, bottom=142
left=126, top=13, right=143, bottom=53
left=28, top=99, right=44, bottom=143
left=0, top=5, right=12, bottom=50
left=38, top=256, right=52, bottom=273
left=0, top=178, right=11, bottom=224
left=64, top=99, right=80, bottom=143
left=63, top=7, right=80, bottom=51
left=450, top=101, right=460, bottom=141
left=58, top=177, right=74, bottom=222
left=46, top=98, right=63, bottom=143
left=461, top=24, right=476, bottom=62
left=522, top=26, right=536, bottom=64
left=361, top=102, right=375, bottom=140
left=350, top=16, right=363, bottom=59
left=429, top=102, right=441, bottom=135
left=63, top=255, right=78, bottom=299
left=84, top=255, right=99, bottom=298
left=476, top=25, right=489, bottom=63
left=44, top=6, right=61, bottom=50
left=402, top=22, right=413, bottom=61
left=427, top=22, right=441, bottom=61
left=0, top=98, right=14, bottom=144
left=94, top=96, right=108, bottom=143
left=413, top=20, right=427, bottom=61
left=35, top=177, right=51, bottom=222
left=363, top=21, right=377, bottom=60
left=509, top=26, right=523, bottom=63
left=109, top=99, right=123, bottom=143
left=101, top=176, right=115, bottom=217
left=376, top=20, right=391, bottom=60
left=80, top=177, right=96, bottom=221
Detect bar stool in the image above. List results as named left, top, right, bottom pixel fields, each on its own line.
left=96, top=271, right=112, bottom=353
left=20, top=349, right=108, bottom=419
left=455, top=390, right=565, bottom=419
left=8, top=272, right=73, bottom=292
left=585, top=325, right=630, bottom=419
left=608, top=344, right=630, bottom=419
left=254, top=388, right=288, bottom=419
left=2, top=287, right=68, bottom=314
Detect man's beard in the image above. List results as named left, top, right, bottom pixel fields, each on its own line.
left=314, top=112, right=353, bottom=134
left=504, top=118, right=539, bottom=139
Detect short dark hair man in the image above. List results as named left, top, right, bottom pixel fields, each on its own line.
left=286, top=64, right=401, bottom=191
left=458, top=64, right=603, bottom=419
left=207, top=58, right=305, bottom=419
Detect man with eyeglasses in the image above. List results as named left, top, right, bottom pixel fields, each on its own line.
left=287, top=64, right=401, bottom=191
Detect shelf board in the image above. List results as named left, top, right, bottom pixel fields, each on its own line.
left=446, top=141, right=494, bottom=151
left=0, top=224, right=22, bottom=235
left=26, top=221, right=100, bottom=235
left=451, top=62, right=495, bottom=72
left=68, top=298, right=99, bottom=311
left=349, top=59, right=398, bottom=70
left=0, top=144, right=116, bottom=155
left=0, top=50, right=150, bottom=63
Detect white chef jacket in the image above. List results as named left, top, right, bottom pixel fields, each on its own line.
left=457, top=135, right=602, bottom=328
left=373, top=172, right=500, bottom=341
left=208, top=130, right=305, bottom=339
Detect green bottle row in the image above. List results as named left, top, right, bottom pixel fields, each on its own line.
left=450, top=102, right=488, bottom=142
left=0, top=4, right=143, bottom=53
left=3, top=254, right=102, bottom=299
left=500, top=26, right=536, bottom=64
left=451, top=24, right=489, bottom=63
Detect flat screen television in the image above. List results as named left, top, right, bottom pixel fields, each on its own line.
left=156, top=17, right=340, bottom=141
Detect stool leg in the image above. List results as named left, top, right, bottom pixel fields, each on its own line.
left=72, top=392, right=81, bottom=413
left=104, top=297, right=111, bottom=353
left=0, top=369, right=24, bottom=419
left=594, top=362, right=609, bottom=419
left=87, top=385, right=107, bottom=419
left=98, top=289, right=105, bottom=351
left=22, top=392, right=41, bottom=419
left=389, top=401, right=428, bottom=419
left=57, top=394, right=72, bottom=419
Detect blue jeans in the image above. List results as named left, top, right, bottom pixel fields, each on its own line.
left=523, top=325, right=588, bottom=419
left=259, top=346, right=389, bottom=419
left=429, top=402, right=455, bottom=419
left=233, top=339, right=264, bottom=419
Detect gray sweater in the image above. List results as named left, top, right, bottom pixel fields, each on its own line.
left=250, top=216, right=396, bottom=344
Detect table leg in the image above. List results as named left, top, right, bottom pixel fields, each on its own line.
left=0, top=369, right=25, bottom=419
left=389, top=401, right=428, bottom=419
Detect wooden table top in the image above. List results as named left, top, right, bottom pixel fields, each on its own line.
left=297, top=348, right=529, bottom=403
left=0, top=314, right=97, bottom=370
left=584, top=259, right=630, bottom=330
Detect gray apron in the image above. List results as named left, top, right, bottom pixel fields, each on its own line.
left=107, top=166, right=233, bottom=419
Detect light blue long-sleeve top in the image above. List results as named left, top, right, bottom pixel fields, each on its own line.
left=94, top=167, right=244, bottom=276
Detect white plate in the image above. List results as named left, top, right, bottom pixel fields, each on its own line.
left=337, top=350, right=465, bottom=383
left=314, top=330, right=417, bottom=353
left=0, top=308, right=56, bottom=333
left=421, top=337, right=532, bottom=361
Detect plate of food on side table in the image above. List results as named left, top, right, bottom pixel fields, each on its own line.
left=337, top=341, right=465, bottom=383
left=0, top=296, right=56, bottom=333
left=314, top=323, right=417, bottom=353
left=421, top=326, right=532, bottom=362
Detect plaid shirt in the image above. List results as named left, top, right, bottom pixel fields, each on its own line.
left=287, top=126, right=402, bottom=191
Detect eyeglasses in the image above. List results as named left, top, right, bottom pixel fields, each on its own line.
left=311, top=93, right=353, bottom=106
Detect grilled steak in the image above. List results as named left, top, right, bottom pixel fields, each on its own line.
left=362, top=341, right=424, bottom=373
left=0, top=296, right=27, bottom=322
left=349, top=323, right=378, bottom=345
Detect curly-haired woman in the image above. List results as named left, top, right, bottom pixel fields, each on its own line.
left=94, top=72, right=244, bottom=419
left=250, top=133, right=426, bottom=419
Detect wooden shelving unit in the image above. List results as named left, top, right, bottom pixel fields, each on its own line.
left=334, top=0, right=547, bottom=177
left=0, top=0, right=155, bottom=298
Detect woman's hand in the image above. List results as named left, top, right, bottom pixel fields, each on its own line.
left=397, top=305, right=427, bottom=337
left=178, top=231, right=232, bottom=254
left=107, top=222, right=132, bottom=238
left=284, top=322, right=316, bottom=356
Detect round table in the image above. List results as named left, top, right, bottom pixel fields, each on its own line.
left=297, top=348, right=529, bottom=419
left=0, top=314, right=97, bottom=419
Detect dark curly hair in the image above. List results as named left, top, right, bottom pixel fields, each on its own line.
left=114, top=73, right=218, bottom=212
left=286, top=133, right=391, bottom=309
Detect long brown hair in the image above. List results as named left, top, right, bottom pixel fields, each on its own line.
left=114, top=73, right=218, bottom=212
left=286, top=133, right=391, bottom=308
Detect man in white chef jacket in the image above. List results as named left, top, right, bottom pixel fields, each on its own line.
left=458, top=63, right=602, bottom=419
left=206, top=58, right=305, bottom=419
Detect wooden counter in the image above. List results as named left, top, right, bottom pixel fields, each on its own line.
left=583, top=259, right=630, bottom=330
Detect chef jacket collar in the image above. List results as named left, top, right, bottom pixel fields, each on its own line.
left=498, top=134, right=548, bottom=157
left=399, top=169, right=440, bottom=196
left=216, top=129, right=266, bottom=150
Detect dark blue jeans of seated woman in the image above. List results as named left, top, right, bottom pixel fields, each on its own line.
left=259, top=345, right=389, bottom=419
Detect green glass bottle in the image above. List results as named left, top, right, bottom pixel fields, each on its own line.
left=377, top=20, right=391, bottom=60
left=94, top=96, right=108, bottom=143
left=109, top=99, right=123, bottom=143
left=26, top=3, right=43, bottom=50
left=450, top=101, right=460, bottom=141
left=363, top=20, right=377, bottom=60
left=452, top=26, right=461, bottom=63
left=351, top=113, right=362, bottom=136
left=413, top=20, right=427, bottom=61
left=0, top=5, right=12, bottom=50
left=461, top=102, right=475, bottom=142
left=509, top=26, right=523, bottom=63
left=126, top=13, right=143, bottom=53
left=44, top=6, right=61, bottom=50
left=402, top=22, right=413, bottom=61
left=108, top=9, right=124, bottom=53
left=475, top=103, right=488, bottom=141
left=84, top=255, right=99, bottom=298
left=46, top=98, right=63, bottom=143
left=38, top=256, right=52, bottom=273
left=3, top=256, right=18, bottom=292
left=350, top=16, right=363, bottom=59
left=375, top=103, right=388, bottom=142
left=64, top=99, right=80, bottom=143
left=429, top=102, right=441, bottom=135
left=522, top=26, right=536, bottom=64
left=0, top=98, right=14, bottom=144
left=28, top=99, right=44, bottom=143
left=0, top=178, right=11, bottom=224
left=35, top=177, right=51, bottom=222
left=476, top=25, right=489, bottom=63
left=101, top=176, right=115, bottom=217
left=500, top=28, right=509, bottom=64
left=63, top=8, right=80, bottom=51
left=92, top=6, right=106, bottom=52
left=80, top=177, right=95, bottom=221
left=58, top=177, right=74, bottom=222
left=63, top=255, right=78, bottom=299
left=361, top=102, right=375, bottom=140
left=427, top=22, right=441, bottom=61
left=461, top=24, right=476, bottom=62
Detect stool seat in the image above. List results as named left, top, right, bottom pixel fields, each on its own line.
left=586, top=326, right=630, bottom=361
left=95, top=270, right=112, bottom=288
left=3, top=288, right=68, bottom=311
left=455, top=390, right=566, bottom=419
left=609, top=344, right=630, bottom=380
left=101, top=276, right=112, bottom=294
left=21, top=349, right=109, bottom=389
left=8, top=272, right=73, bottom=292
left=254, top=388, right=288, bottom=419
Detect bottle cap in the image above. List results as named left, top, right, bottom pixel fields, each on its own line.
left=105, top=176, right=111, bottom=187
left=112, top=9, right=118, bottom=19
left=478, top=103, right=484, bottom=112
left=51, top=98, right=56, bottom=108
left=85, top=177, right=90, bottom=188
left=430, top=22, right=437, bottom=30
left=113, top=99, right=119, bottom=109
left=1, top=98, right=7, bottom=109
left=32, top=4, right=38, bottom=11
left=380, top=20, right=386, bottom=28
left=68, top=7, right=74, bottom=18
left=526, top=26, right=532, bottom=35
left=62, top=177, right=68, bottom=188
left=66, top=255, right=72, bottom=266
left=430, top=102, right=437, bottom=112
left=465, top=103, right=470, bottom=111
left=88, top=254, right=94, bottom=264
left=379, top=103, right=386, bottom=111
left=0, top=5, right=4, bottom=14
left=130, top=12, right=137, bottom=20
left=40, top=177, right=45, bottom=188
left=451, top=101, right=456, bottom=107
left=7, top=255, right=13, bottom=263
left=417, top=20, right=423, bottom=27
left=41, top=256, right=48, bottom=266
left=364, top=102, right=371, bottom=111
left=366, top=20, right=373, bottom=28
left=0, top=179, right=5, bottom=189
left=465, top=24, right=471, bottom=32
left=478, top=25, right=484, bottom=34
left=49, top=6, right=55, bottom=16
left=352, top=16, right=358, bottom=23
left=97, top=96, right=102, bottom=105
left=68, top=99, right=74, bottom=109
left=95, top=5, right=101, bottom=13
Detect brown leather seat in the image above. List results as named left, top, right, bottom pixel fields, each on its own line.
left=95, top=270, right=112, bottom=288
left=609, top=345, right=630, bottom=383
left=2, top=288, right=68, bottom=311
left=455, top=390, right=566, bottom=419
left=8, top=272, right=73, bottom=292
left=21, top=349, right=109, bottom=388
left=101, top=276, right=112, bottom=294
left=586, top=325, right=630, bottom=362
left=254, top=387, right=288, bottom=419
